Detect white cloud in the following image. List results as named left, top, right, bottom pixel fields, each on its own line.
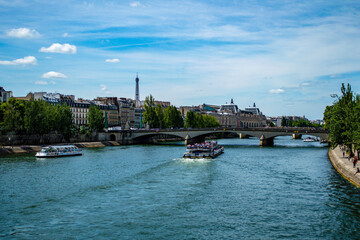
left=63, top=33, right=68, bottom=37
left=269, top=89, right=285, bottom=94
left=130, top=1, right=141, bottom=7
left=39, top=43, right=77, bottom=54
left=100, top=84, right=107, bottom=91
left=35, top=81, right=48, bottom=85
left=100, top=84, right=111, bottom=94
left=50, top=80, right=56, bottom=85
left=105, top=58, right=120, bottom=63
left=0, top=56, right=37, bottom=65
left=6, top=28, right=40, bottom=38
left=42, top=71, right=67, bottom=78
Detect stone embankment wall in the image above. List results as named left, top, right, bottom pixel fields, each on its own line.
left=0, top=133, right=95, bottom=146
left=0, top=141, right=123, bottom=155
left=0, top=132, right=183, bottom=155
left=328, top=146, right=360, bottom=188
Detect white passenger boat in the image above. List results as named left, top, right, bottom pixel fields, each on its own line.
left=303, top=137, right=316, bottom=142
left=36, top=145, right=82, bottom=158
left=183, top=141, right=224, bottom=159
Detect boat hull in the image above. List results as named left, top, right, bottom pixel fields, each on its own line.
left=35, top=152, right=83, bottom=158
left=35, top=145, right=83, bottom=158
left=183, top=147, right=224, bottom=159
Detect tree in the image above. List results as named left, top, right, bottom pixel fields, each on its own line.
left=164, top=106, right=184, bottom=128
left=281, top=117, right=287, bottom=127
left=53, top=104, right=74, bottom=138
left=2, top=103, right=22, bottom=133
left=354, top=95, right=360, bottom=150
left=202, top=115, right=220, bottom=128
left=184, top=111, right=197, bottom=128
left=88, top=105, right=105, bottom=132
left=323, top=83, right=358, bottom=154
left=196, top=113, right=205, bottom=128
left=143, top=95, right=161, bottom=128
left=0, top=99, right=26, bottom=133
left=155, top=104, right=164, bottom=128
left=185, top=111, right=220, bottom=128
left=24, top=100, right=51, bottom=134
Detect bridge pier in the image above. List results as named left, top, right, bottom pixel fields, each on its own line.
left=185, top=135, right=205, bottom=145
left=292, top=134, right=302, bottom=139
left=260, top=135, right=274, bottom=146
left=239, top=133, right=249, bottom=139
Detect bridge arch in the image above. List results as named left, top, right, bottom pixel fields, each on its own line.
left=109, top=127, right=329, bottom=146
left=110, top=134, right=116, bottom=141
left=132, top=132, right=185, bottom=143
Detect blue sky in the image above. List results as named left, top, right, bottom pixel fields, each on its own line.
left=1, top=0, right=360, bottom=119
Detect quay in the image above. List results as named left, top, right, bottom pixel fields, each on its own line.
left=0, top=127, right=329, bottom=155
left=0, top=141, right=121, bottom=155
left=328, top=146, right=360, bottom=188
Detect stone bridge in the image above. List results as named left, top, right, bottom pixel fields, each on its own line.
left=106, top=127, right=329, bottom=146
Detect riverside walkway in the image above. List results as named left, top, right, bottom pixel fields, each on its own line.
left=328, top=146, right=360, bottom=188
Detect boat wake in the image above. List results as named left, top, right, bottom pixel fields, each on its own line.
left=173, top=158, right=213, bottom=163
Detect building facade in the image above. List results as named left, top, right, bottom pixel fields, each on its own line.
left=134, top=108, right=144, bottom=129
left=118, top=98, right=135, bottom=128
left=209, top=100, right=266, bottom=128
left=0, top=87, right=13, bottom=102
left=69, top=101, right=91, bottom=126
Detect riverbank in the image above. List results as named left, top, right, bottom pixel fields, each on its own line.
left=328, top=146, right=360, bottom=188
left=0, top=141, right=122, bottom=155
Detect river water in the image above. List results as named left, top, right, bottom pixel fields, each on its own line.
left=1, top=136, right=360, bottom=239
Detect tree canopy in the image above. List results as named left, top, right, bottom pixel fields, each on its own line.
left=142, top=95, right=219, bottom=129
left=184, top=111, right=220, bottom=128
left=0, top=99, right=74, bottom=138
left=163, top=105, right=184, bottom=128
left=323, top=83, right=360, bottom=153
left=88, top=105, right=105, bottom=132
left=280, top=117, right=320, bottom=128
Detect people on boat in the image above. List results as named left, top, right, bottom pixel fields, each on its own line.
left=187, top=141, right=218, bottom=149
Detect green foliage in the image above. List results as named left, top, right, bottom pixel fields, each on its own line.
left=184, top=111, right=197, bottom=128
left=24, top=100, right=51, bottom=134
left=280, top=117, right=319, bottom=128
left=0, top=99, right=26, bottom=133
left=323, top=83, right=359, bottom=152
left=54, top=104, right=74, bottom=138
left=202, top=115, right=220, bottom=128
left=23, top=100, right=74, bottom=138
left=184, top=111, right=220, bottom=128
left=143, top=95, right=156, bottom=128
left=281, top=117, right=286, bottom=127
left=143, top=95, right=166, bottom=128
left=88, top=105, right=105, bottom=132
left=354, top=95, right=360, bottom=149
left=155, top=105, right=164, bottom=128
left=163, top=106, right=184, bottom=128
left=79, top=125, right=87, bottom=134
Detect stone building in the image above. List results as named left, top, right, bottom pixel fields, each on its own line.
left=0, top=87, right=13, bottom=102
left=69, top=100, right=91, bottom=126
left=97, top=103, right=119, bottom=127
left=118, top=98, right=135, bottom=128
left=134, top=108, right=144, bottom=129
left=179, top=106, right=203, bottom=116
left=209, top=99, right=266, bottom=128
left=13, top=92, right=34, bottom=101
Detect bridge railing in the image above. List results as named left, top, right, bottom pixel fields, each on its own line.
left=108, top=126, right=328, bottom=134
